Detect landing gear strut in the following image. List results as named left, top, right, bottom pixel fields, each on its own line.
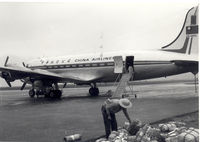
left=194, top=73, right=198, bottom=93
left=89, top=83, right=99, bottom=97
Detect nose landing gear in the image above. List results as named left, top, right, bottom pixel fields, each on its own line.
left=89, top=83, right=99, bottom=97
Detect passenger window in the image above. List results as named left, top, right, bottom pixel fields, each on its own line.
left=85, top=64, right=90, bottom=67
left=107, top=62, right=114, bottom=66
left=99, top=63, right=105, bottom=66
left=65, top=65, right=70, bottom=68
left=92, top=64, right=97, bottom=66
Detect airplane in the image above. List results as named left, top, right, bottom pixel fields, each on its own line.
left=0, top=6, right=198, bottom=98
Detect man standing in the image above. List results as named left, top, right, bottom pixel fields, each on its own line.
left=101, top=98, right=132, bottom=138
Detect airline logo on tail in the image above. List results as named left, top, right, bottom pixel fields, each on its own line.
left=162, top=6, right=198, bottom=55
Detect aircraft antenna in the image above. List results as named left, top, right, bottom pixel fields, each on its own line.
left=100, top=33, right=104, bottom=58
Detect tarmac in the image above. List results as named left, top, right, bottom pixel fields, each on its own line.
left=0, top=80, right=198, bottom=142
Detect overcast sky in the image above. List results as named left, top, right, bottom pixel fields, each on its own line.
left=0, top=1, right=198, bottom=86
left=0, top=1, right=198, bottom=60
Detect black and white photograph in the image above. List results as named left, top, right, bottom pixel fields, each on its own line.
left=0, top=1, right=199, bottom=142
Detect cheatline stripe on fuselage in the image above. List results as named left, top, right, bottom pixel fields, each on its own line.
left=28, top=61, right=172, bottom=70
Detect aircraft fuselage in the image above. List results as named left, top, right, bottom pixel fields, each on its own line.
left=27, top=50, right=198, bottom=84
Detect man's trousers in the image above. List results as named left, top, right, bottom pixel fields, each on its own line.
left=101, top=105, right=118, bottom=138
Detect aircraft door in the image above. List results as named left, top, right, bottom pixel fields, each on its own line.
left=125, top=56, right=134, bottom=72
left=113, top=56, right=123, bottom=73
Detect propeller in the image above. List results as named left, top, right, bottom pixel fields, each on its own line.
left=22, top=62, right=26, bottom=67
left=4, top=56, right=9, bottom=67
left=1, top=56, right=12, bottom=87
left=21, top=82, right=27, bottom=90
left=63, top=82, right=67, bottom=88
left=5, top=79, right=11, bottom=87
left=20, top=77, right=30, bottom=90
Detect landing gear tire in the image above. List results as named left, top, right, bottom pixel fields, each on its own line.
left=29, top=89, right=35, bottom=98
left=49, top=91, right=55, bottom=98
left=55, top=90, right=62, bottom=98
left=36, top=91, right=41, bottom=98
left=89, top=87, right=99, bottom=97
left=44, top=93, right=50, bottom=98
left=49, top=90, right=62, bottom=98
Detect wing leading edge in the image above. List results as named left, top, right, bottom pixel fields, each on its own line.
left=0, top=65, right=102, bottom=85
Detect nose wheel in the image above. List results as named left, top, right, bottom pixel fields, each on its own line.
left=89, top=87, right=99, bottom=97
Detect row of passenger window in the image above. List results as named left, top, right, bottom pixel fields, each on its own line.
left=32, top=62, right=114, bottom=69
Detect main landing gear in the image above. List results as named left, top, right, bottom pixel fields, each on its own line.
left=28, top=89, right=62, bottom=99
left=28, top=82, right=62, bottom=99
left=29, top=89, right=35, bottom=98
left=48, top=90, right=62, bottom=98
left=89, top=83, right=99, bottom=97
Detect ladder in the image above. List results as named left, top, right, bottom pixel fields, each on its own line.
left=113, top=56, right=134, bottom=97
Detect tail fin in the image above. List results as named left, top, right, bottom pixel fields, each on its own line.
left=161, top=6, right=198, bottom=55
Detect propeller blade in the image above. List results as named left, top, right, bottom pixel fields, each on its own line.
left=63, top=83, right=67, bottom=88
left=22, top=62, right=26, bottom=67
left=4, top=56, right=9, bottom=67
left=21, top=82, right=27, bottom=90
left=5, top=80, right=11, bottom=87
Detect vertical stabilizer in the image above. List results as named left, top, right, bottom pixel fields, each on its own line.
left=161, top=6, right=198, bottom=55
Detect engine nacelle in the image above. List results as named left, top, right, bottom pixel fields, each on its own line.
left=1, top=72, right=15, bottom=82
left=33, top=80, right=44, bottom=90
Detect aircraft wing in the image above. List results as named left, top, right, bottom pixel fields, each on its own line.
left=0, top=65, right=63, bottom=81
left=0, top=65, right=101, bottom=85
left=171, top=60, right=198, bottom=66
left=171, top=60, right=198, bottom=73
left=61, top=73, right=103, bottom=83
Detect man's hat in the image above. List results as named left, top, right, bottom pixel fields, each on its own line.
left=119, top=98, right=132, bottom=108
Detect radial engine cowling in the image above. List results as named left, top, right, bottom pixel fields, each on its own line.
left=33, top=80, right=43, bottom=90
left=0, top=72, right=15, bottom=82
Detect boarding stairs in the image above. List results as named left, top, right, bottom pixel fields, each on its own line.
left=113, top=67, right=134, bottom=97
left=113, top=56, right=134, bottom=98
